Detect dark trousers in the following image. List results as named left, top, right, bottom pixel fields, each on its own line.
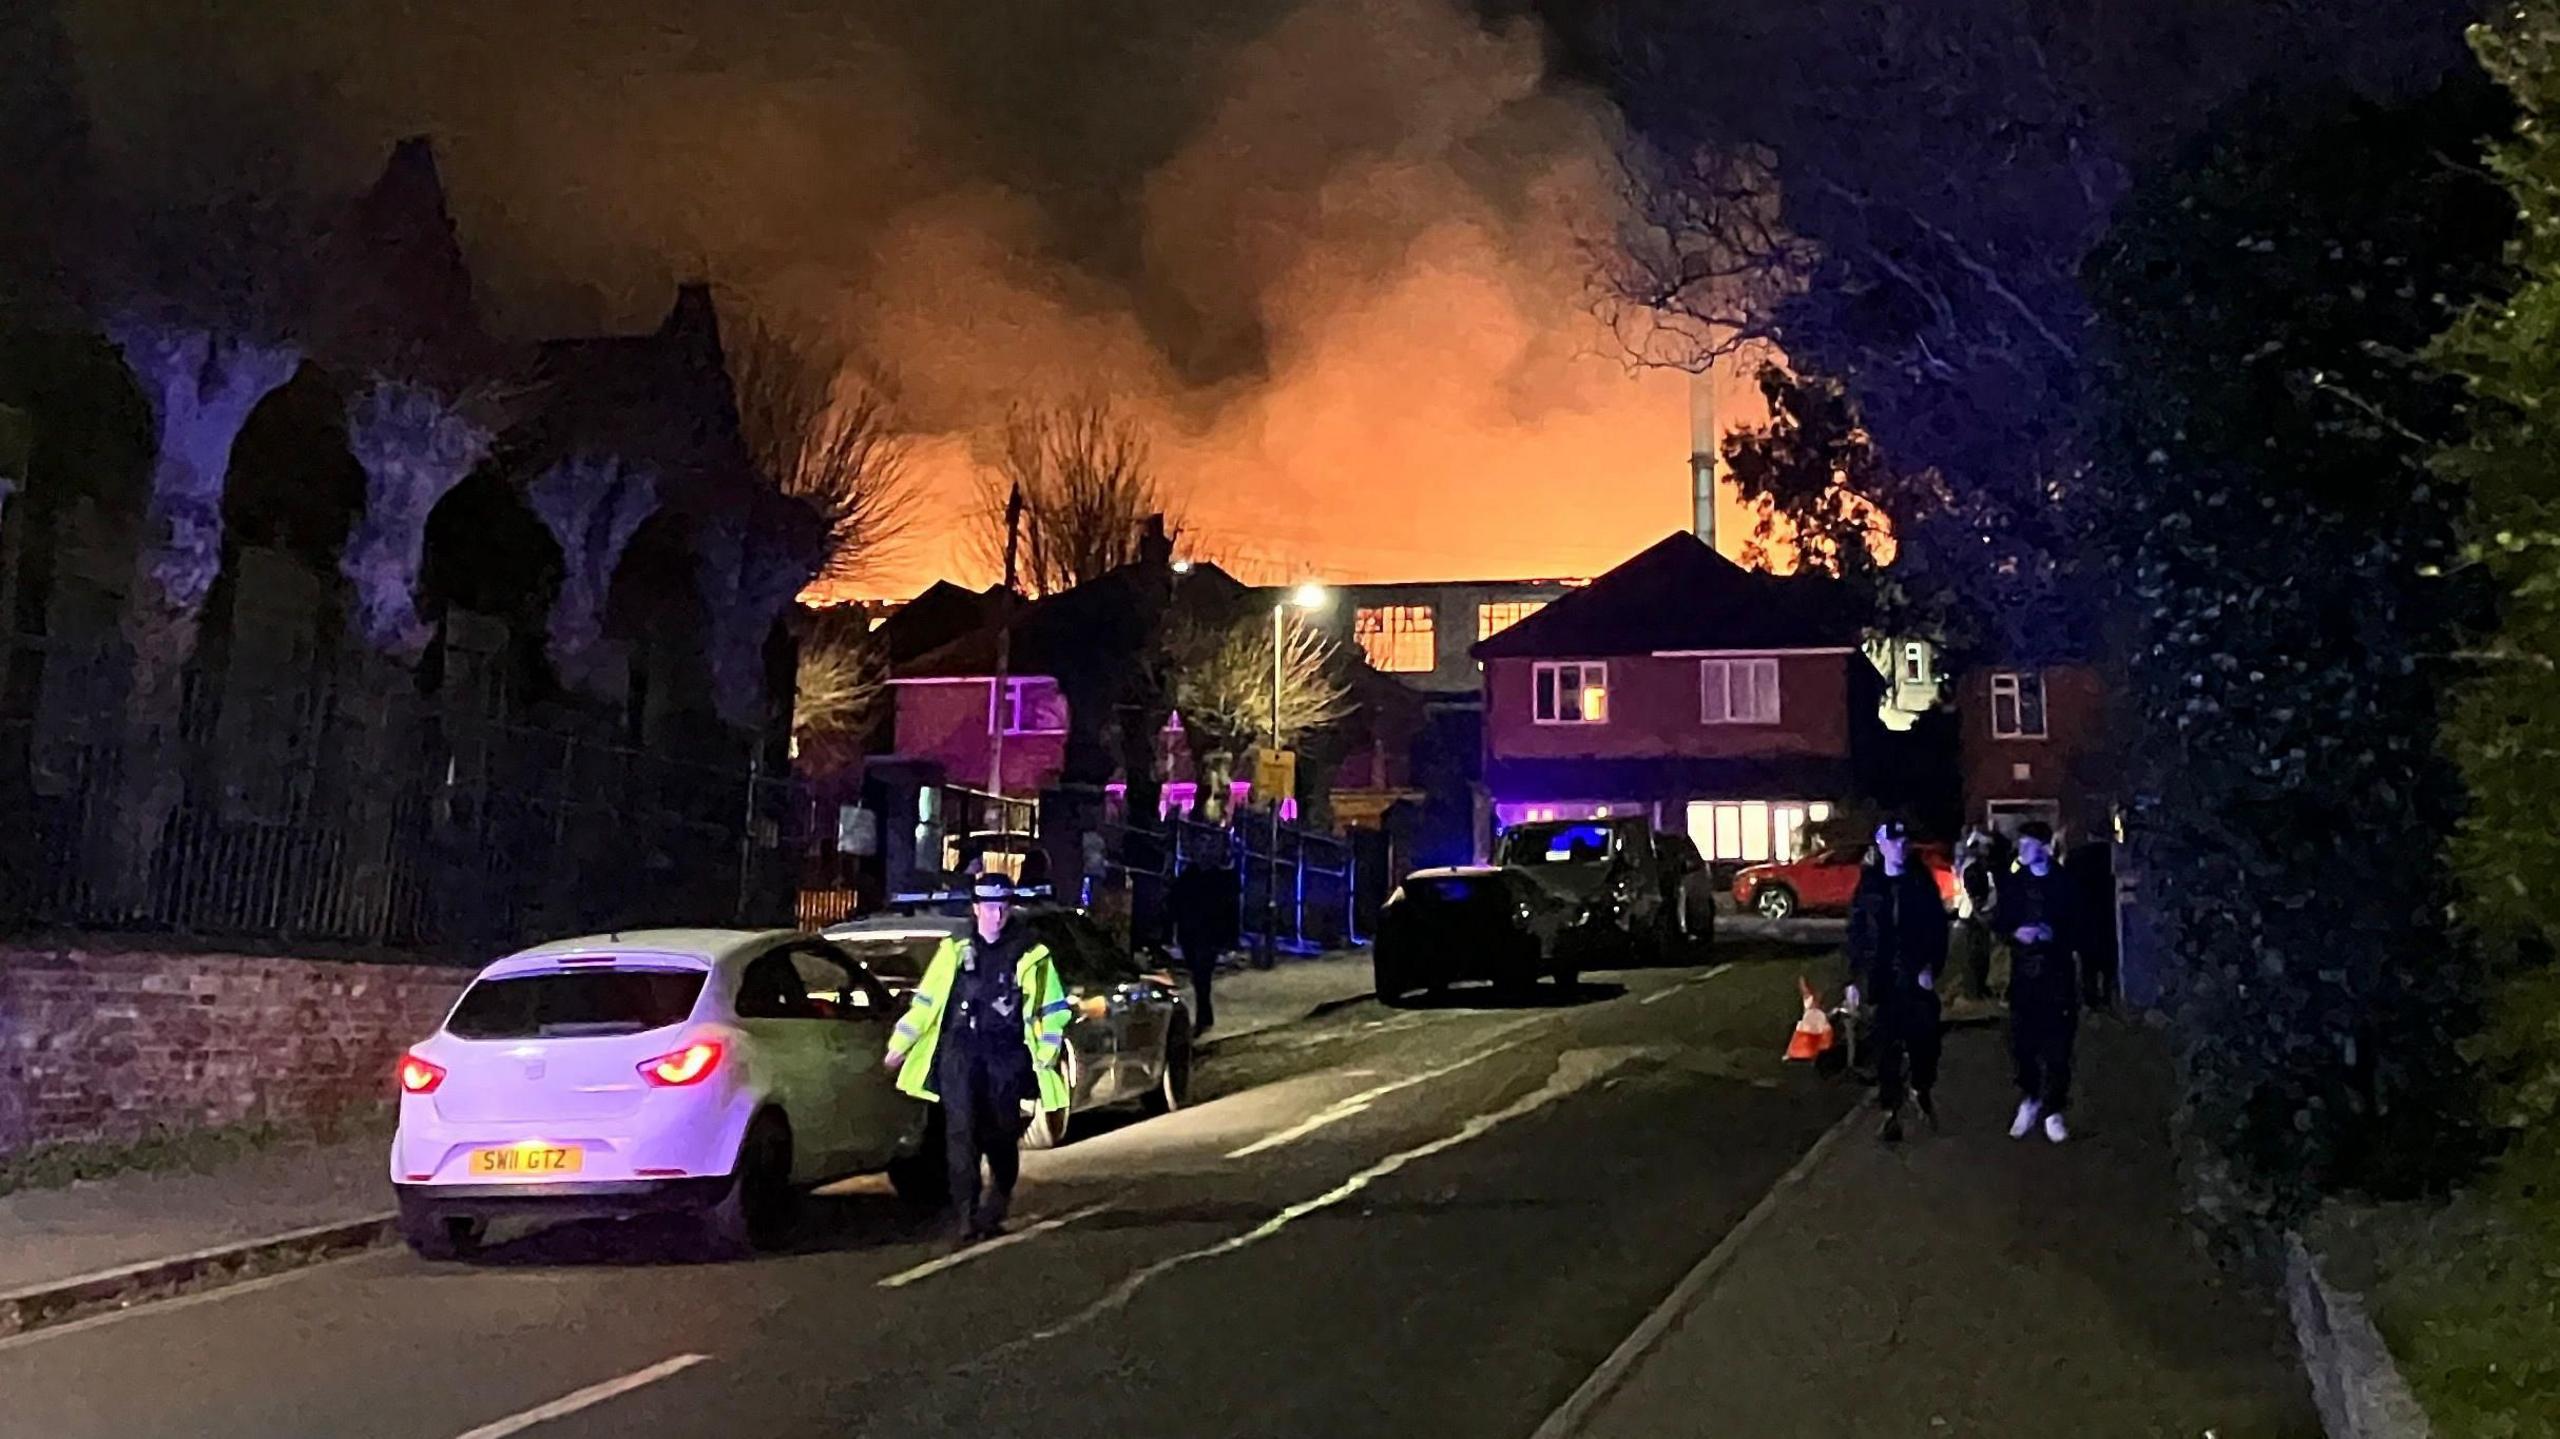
left=941, top=1048, right=1028, bottom=1233
left=1954, top=919, right=1993, bottom=1000
left=2010, top=956, right=2079, bottom=1110
left=1180, top=936, right=1218, bottom=1031
left=1873, top=990, right=1942, bottom=1112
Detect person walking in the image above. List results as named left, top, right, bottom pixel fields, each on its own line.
left=1952, top=826, right=1998, bottom=1002
left=1846, top=818, right=1948, bottom=1143
left=1171, top=836, right=1237, bottom=1034
left=1998, top=822, right=2080, bottom=1143
left=882, top=874, right=1072, bottom=1245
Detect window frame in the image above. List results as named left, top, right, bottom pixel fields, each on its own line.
left=1700, top=657, right=1781, bottom=725
left=992, top=677, right=1068, bottom=736
left=1477, top=599, right=1549, bottom=642
left=1989, top=670, right=2048, bottom=740
left=1531, top=660, right=1609, bottom=725
left=1353, top=604, right=1439, bottom=674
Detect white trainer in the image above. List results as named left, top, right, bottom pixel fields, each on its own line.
left=2009, top=1100, right=2041, bottom=1139
left=2043, top=1111, right=2071, bottom=1144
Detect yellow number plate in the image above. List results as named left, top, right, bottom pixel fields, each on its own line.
left=469, top=1144, right=583, bottom=1176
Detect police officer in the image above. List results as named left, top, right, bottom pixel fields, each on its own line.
left=882, top=874, right=1073, bottom=1245
left=1847, top=818, right=1948, bottom=1143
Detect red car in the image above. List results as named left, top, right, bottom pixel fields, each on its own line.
left=1732, top=844, right=1955, bottom=919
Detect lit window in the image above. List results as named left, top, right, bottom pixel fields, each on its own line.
left=1900, top=641, right=1929, bottom=685
left=1807, top=802, right=1834, bottom=823
left=1990, top=671, right=2048, bottom=740
left=1533, top=661, right=1609, bottom=724
left=1354, top=605, right=1437, bottom=673
left=1701, top=658, right=1781, bottom=724
left=1478, top=599, right=1550, bottom=640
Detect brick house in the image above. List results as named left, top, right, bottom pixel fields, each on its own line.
left=1955, top=662, right=2114, bottom=841
left=1470, top=532, right=1882, bottom=867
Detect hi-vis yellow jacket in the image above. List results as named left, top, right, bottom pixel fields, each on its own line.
left=885, top=934, right=1073, bottom=1114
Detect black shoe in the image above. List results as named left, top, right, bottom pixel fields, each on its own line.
left=1916, top=1091, right=1939, bottom=1130
left=1878, top=1109, right=1905, bottom=1143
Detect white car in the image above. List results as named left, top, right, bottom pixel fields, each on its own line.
left=391, top=929, right=939, bottom=1260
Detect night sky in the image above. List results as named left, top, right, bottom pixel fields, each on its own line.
left=54, top=0, right=1766, bottom=593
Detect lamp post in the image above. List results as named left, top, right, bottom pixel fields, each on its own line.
left=1260, top=582, right=1328, bottom=966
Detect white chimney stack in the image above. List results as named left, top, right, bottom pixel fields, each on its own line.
left=1688, top=371, right=1717, bottom=553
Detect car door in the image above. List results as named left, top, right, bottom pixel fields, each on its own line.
left=1029, top=912, right=1118, bottom=1107
left=788, top=943, right=909, bottom=1172
left=732, top=947, right=854, bottom=1181
left=1614, top=826, right=1663, bottom=931
left=1806, top=848, right=1867, bottom=911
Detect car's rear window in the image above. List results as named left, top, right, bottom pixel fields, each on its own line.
left=445, top=969, right=707, bottom=1040
left=1498, top=823, right=1615, bottom=866
left=831, top=934, right=947, bottom=986
left=1410, top=874, right=1500, bottom=904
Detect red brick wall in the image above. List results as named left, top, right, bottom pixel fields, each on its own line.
left=0, top=946, right=469, bottom=1158
left=1483, top=652, right=1855, bottom=761
left=1956, top=664, right=2113, bottom=835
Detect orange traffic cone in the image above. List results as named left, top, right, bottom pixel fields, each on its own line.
left=1785, top=976, right=1835, bottom=1062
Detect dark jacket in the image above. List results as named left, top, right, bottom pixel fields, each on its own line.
left=1995, top=865, right=2077, bottom=999
left=1848, top=864, right=1949, bottom=998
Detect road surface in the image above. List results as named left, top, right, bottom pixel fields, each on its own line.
left=0, top=952, right=1852, bottom=1439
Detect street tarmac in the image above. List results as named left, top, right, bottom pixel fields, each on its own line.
left=0, top=949, right=1855, bottom=1439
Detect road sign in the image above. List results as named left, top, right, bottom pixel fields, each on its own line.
left=1253, top=748, right=1297, bottom=804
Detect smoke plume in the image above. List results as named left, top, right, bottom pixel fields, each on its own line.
left=60, top=0, right=1762, bottom=591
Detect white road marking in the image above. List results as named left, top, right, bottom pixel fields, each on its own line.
left=1525, top=1097, right=1868, bottom=1439
left=1226, top=1016, right=1547, bottom=1158
left=875, top=1201, right=1116, bottom=1289
left=449, top=1353, right=709, bottom=1439
left=1639, top=962, right=1734, bottom=1005
left=1009, top=1048, right=1641, bottom=1352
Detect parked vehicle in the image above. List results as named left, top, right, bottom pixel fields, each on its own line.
left=1373, top=865, right=1578, bottom=1002
left=827, top=905, right=1192, bottom=1149
left=391, top=929, right=937, bottom=1261
left=1494, top=817, right=1708, bottom=962
left=1732, top=844, right=1955, bottom=919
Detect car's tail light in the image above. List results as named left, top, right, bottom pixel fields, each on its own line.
left=639, top=1040, right=722, bottom=1087
left=397, top=1053, right=446, bottom=1095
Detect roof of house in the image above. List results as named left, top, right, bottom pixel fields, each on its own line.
left=896, top=562, right=1247, bottom=680
left=1470, top=532, right=1856, bottom=660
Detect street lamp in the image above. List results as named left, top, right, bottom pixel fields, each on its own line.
left=1259, top=582, right=1328, bottom=966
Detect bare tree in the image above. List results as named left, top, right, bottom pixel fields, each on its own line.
left=974, top=398, right=1176, bottom=597
left=526, top=453, right=659, bottom=694
left=1165, top=605, right=1353, bottom=822
left=726, top=313, right=919, bottom=592
left=695, top=494, right=826, bottom=731
left=793, top=625, right=887, bottom=740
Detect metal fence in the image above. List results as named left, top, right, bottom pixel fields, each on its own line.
left=1109, top=810, right=1357, bottom=956
left=1, top=634, right=804, bottom=958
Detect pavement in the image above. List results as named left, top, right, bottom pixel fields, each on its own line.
left=0, top=943, right=2316, bottom=1439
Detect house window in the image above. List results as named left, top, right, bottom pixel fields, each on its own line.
left=993, top=678, right=1068, bottom=735
left=1990, top=670, right=2048, bottom=740
left=1354, top=605, right=1437, bottom=673
left=1533, top=661, right=1608, bottom=724
left=1478, top=599, right=1549, bottom=640
left=1900, top=641, right=1929, bottom=686
left=1687, top=798, right=1833, bottom=863
left=1701, top=658, right=1781, bottom=724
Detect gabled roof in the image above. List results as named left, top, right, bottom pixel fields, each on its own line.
left=875, top=580, right=1007, bottom=668
left=1470, top=532, right=1856, bottom=660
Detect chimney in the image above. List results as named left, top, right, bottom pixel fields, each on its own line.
left=1688, top=370, right=1717, bottom=553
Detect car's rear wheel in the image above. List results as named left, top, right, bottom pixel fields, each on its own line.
left=703, top=1112, right=795, bottom=1258
left=1142, top=1015, right=1193, bottom=1116
left=398, top=1200, right=484, bottom=1262
left=1375, top=955, right=1416, bottom=1006
left=1755, top=886, right=1799, bottom=921
left=1022, top=1048, right=1077, bottom=1150
left=887, top=1108, right=948, bottom=1206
